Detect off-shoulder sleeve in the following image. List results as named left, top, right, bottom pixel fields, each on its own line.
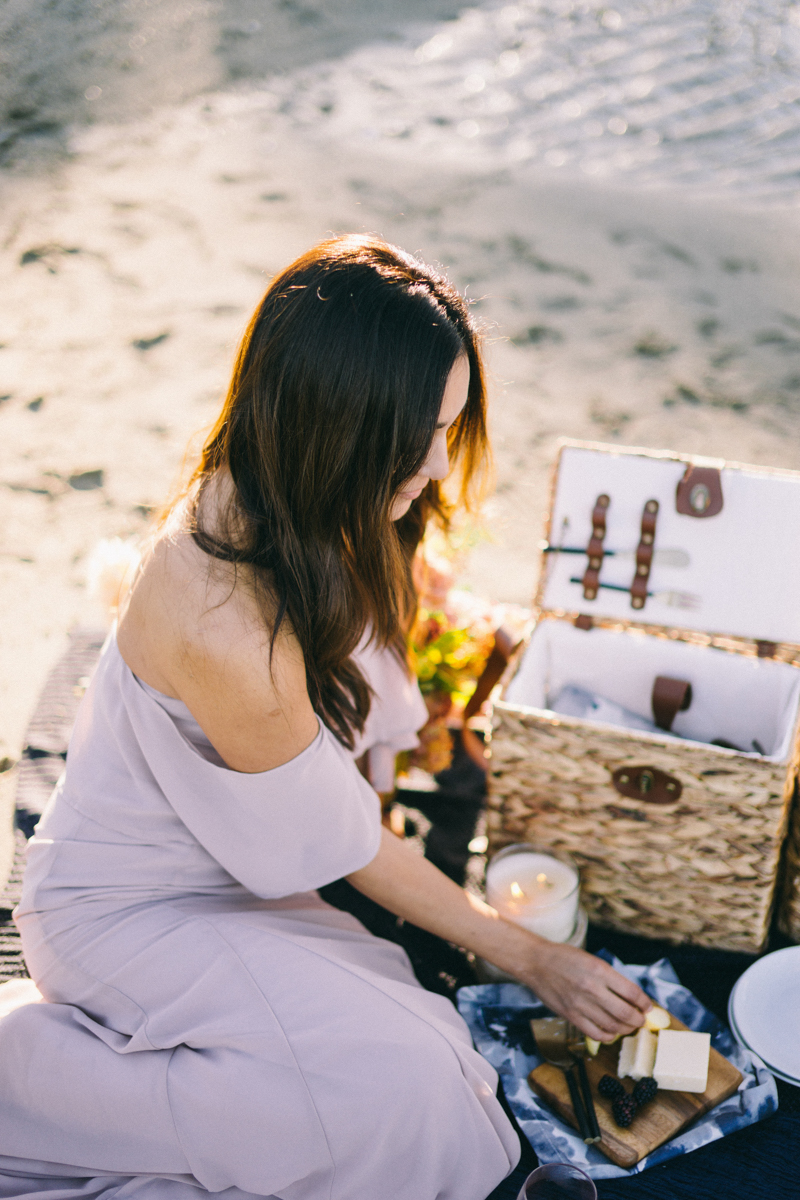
left=55, top=641, right=382, bottom=900
left=122, top=694, right=382, bottom=897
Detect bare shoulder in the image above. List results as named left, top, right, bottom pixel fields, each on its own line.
left=117, top=501, right=318, bottom=773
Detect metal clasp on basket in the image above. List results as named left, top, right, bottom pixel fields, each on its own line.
left=611, top=765, right=682, bottom=804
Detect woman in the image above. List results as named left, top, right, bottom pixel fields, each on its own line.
left=0, top=236, right=650, bottom=1200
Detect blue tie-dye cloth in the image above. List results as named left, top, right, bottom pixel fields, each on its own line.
left=457, top=953, right=778, bottom=1180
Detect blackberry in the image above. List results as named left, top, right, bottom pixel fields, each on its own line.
left=598, top=1075, right=626, bottom=1101
left=611, top=1095, right=638, bottom=1128
left=632, top=1077, right=658, bottom=1107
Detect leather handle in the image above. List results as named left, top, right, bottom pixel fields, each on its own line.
left=462, top=627, right=520, bottom=721
left=581, top=494, right=610, bottom=601
left=652, top=675, right=693, bottom=731
left=630, top=499, right=659, bottom=611
left=676, top=465, right=723, bottom=518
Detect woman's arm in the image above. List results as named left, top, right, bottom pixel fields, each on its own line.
left=347, top=828, right=652, bottom=1042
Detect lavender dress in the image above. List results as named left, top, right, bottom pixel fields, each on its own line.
left=0, top=634, right=518, bottom=1199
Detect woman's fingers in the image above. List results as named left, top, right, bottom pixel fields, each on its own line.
left=591, top=994, right=648, bottom=1035
left=591, top=984, right=649, bottom=1029
left=568, top=1006, right=642, bottom=1042
left=585, top=953, right=651, bottom=1006
left=607, top=969, right=652, bottom=1013
left=561, top=990, right=635, bottom=1037
left=526, top=944, right=653, bottom=1040
left=574, top=1014, right=623, bottom=1044
left=568, top=998, right=640, bottom=1040
left=582, top=958, right=652, bottom=1023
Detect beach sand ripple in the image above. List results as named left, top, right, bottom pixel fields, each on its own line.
left=1, top=1, right=800, bottom=759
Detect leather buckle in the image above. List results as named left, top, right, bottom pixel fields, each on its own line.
left=581, top=494, right=610, bottom=601
left=630, top=499, right=659, bottom=610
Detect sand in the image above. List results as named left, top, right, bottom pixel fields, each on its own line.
left=2, top=2, right=800, bottom=764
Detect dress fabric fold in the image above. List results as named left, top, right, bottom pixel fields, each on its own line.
left=0, top=635, right=518, bottom=1199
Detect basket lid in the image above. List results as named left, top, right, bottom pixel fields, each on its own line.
left=539, top=441, right=800, bottom=648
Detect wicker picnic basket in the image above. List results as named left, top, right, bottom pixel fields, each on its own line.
left=486, top=441, right=800, bottom=953
left=778, top=798, right=800, bottom=942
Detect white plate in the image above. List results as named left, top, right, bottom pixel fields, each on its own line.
left=728, top=982, right=800, bottom=1085
left=728, top=971, right=799, bottom=1081
left=729, top=947, right=800, bottom=1082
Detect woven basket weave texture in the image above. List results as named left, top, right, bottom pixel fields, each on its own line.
left=488, top=704, right=795, bottom=953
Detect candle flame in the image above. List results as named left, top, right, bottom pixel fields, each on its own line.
left=509, top=881, right=526, bottom=901
left=536, top=872, right=554, bottom=890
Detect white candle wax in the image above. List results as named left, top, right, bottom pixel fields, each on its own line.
left=485, top=849, right=579, bottom=942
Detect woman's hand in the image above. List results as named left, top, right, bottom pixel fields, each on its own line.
left=514, top=939, right=651, bottom=1042
left=348, top=830, right=652, bottom=1041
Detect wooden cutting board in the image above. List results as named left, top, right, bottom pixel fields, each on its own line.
left=527, top=1014, right=743, bottom=1168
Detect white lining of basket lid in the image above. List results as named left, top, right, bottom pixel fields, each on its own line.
left=504, top=619, right=800, bottom=762
left=541, top=443, right=800, bottom=647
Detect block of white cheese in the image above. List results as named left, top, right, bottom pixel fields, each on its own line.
left=617, top=1027, right=657, bottom=1080
left=653, top=1030, right=711, bottom=1093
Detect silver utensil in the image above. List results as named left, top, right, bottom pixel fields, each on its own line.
left=544, top=545, right=690, bottom=569
left=651, top=589, right=700, bottom=611
left=569, top=578, right=700, bottom=611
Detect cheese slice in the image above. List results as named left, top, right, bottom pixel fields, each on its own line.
left=617, top=1033, right=635, bottom=1078
left=653, top=1030, right=710, bottom=1093
left=644, top=1005, right=671, bottom=1032
left=617, top=1027, right=657, bottom=1080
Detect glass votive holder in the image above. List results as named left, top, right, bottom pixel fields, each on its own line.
left=485, top=844, right=581, bottom=942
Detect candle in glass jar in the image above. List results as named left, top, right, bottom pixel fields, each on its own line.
left=485, top=847, right=579, bottom=943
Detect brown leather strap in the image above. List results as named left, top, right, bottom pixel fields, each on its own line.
left=676, top=465, right=723, bottom=518
left=630, top=498, right=659, bottom=610
left=582, top=493, right=610, bottom=601
left=652, top=675, right=693, bottom=731
left=462, top=627, right=521, bottom=721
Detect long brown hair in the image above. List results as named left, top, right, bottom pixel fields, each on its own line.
left=190, top=234, right=490, bottom=748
